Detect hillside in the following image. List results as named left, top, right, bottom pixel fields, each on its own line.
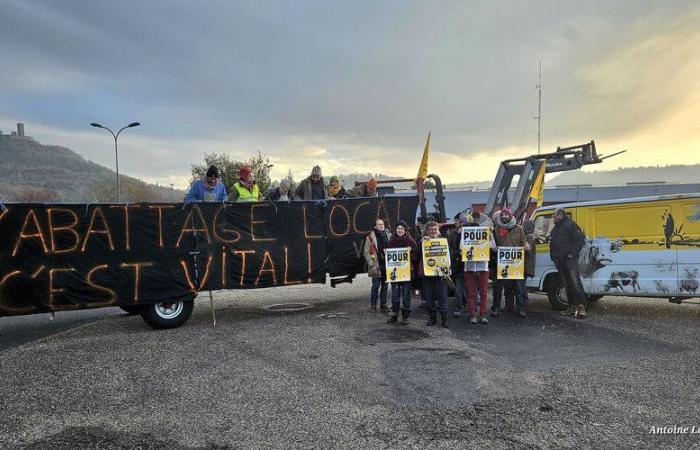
left=548, top=164, right=700, bottom=186
left=0, top=136, right=183, bottom=202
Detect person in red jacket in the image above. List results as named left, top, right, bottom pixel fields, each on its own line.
left=386, top=221, right=418, bottom=325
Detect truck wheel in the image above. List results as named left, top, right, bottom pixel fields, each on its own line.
left=546, top=276, right=569, bottom=311
left=119, top=305, right=144, bottom=315
left=141, top=299, right=194, bottom=329
left=587, top=295, right=604, bottom=302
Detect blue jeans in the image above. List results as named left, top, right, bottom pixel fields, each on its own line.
left=423, top=277, right=448, bottom=314
left=370, top=277, right=388, bottom=305
left=391, top=281, right=412, bottom=312
left=453, top=275, right=467, bottom=313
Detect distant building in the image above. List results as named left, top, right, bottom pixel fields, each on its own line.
left=0, top=123, right=35, bottom=142
left=391, top=182, right=700, bottom=219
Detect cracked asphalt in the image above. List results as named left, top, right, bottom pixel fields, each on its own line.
left=0, top=278, right=698, bottom=449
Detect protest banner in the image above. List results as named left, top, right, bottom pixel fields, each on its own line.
left=497, top=246, right=524, bottom=280
left=422, top=238, right=450, bottom=277
left=460, top=227, right=490, bottom=262
left=385, top=247, right=411, bottom=283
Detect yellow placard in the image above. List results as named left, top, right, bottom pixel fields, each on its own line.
left=461, top=227, right=490, bottom=262
left=385, top=247, right=411, bottom=283
left=422, top=238, right=451, bottom=277
left=497, top=246, right=524, bottom=279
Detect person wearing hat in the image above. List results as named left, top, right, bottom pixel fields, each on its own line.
left=350, top=177, right=379, bottom=198
left=448, top=212, right=470, bottom=318
left=295, top=165, right=328, bottom=200
left=491, top=208, right=530, bottom=317
left=328, top=176, right=351, bottom=199
left=185, top=165, right=228, bottom=203
left=229, top=165, right=262, bottom=202
left=266, top=179, right=295, bottom=201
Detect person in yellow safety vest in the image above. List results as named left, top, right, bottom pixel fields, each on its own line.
left=229, top=165, right=262, bottom=202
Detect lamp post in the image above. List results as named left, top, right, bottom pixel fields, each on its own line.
left=90, top=121, right=140, bottom=202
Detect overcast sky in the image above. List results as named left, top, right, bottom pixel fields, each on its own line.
left=1, top=0, right=699, bottom=187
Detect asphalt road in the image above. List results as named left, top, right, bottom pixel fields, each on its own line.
left=0, top=279, right=698, bottom=449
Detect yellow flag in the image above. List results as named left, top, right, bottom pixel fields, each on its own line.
left=529, top=161, right=546, bottom=207
left=416, top=131, right=431, bottom=181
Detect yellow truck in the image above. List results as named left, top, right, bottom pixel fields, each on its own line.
left=528, top=193, right=700, bottom=309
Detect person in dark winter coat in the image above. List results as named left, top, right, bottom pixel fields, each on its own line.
left=386, top=220, right=418, bottom=325
left=328, top=176, right=351, bottom=199
left=265, top=179, right=295, bottom=201
left=295, top=166, right=328, bottom=200
left=420, top=221, right=450, bottom=328
left=448, top=213, right=469, bottom=317
left=550, top=208, right=587, bottom=317
left=492, top=208, right=531, bottom=317
left=363, top=219, right=392, bottom=312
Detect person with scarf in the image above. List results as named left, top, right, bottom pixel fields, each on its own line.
left=386, top=220, right=418, bottom=325
left=364, top=219, right=392, bottom=312
left=266, top=179, right=295, bottom=201
left=185, top=165, right=227, bottom=203
left=328, top=176, right=351, bottom=199
left=295, top=166, right=328, bottom=200
left=350, top=177, right=379, bottom=198
left=228, top=165, right=261, bottom=202
left=491, top=208, right=530, bottom=317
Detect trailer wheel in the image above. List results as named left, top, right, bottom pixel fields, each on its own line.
left=141, top=299, right=194, bottom=329
left=546, top=275, right=568, bottom=311
left=119, top=305, right=144, bottom=315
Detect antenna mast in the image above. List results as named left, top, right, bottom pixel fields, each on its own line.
left=535, top=60, right=542, bottom=154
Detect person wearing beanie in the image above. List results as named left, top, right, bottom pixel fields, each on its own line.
left=229, top=165, right=262, bottom=202
left=185, top=165, right=228, bottom=203
left=295, top=165, right=328, bottom=200
left=463, top=215, right=495, bottom=324
left=328, top=176, right=351, bottom=199
left=266, top=178, right=295, bottom=202
left=350, top=177, right=379, bottom=198
left=364, top=219, right=392, bottom=312
left=386, top=220, right=418, bottom=325
left=448, top=212, right=471, bottom=318
left=491, top=208, right=530, bottom=318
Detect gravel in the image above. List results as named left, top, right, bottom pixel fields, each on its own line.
left=0, top=278, right=698, bottom=449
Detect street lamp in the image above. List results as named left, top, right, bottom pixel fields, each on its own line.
left=90, top=121, right=140, bottom=202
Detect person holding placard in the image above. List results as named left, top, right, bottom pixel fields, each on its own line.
left=462, top=215, right=495, bottom=324
left=492, top=208, right=530, bottom=317
left=385, top=221, right=418, bottom=325
left=420, top=221, right=451, bottom=328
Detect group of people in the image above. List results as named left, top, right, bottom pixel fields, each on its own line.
left=185, top=164, right=379, bottom=203
left=363, top=207, right=589, bottom=328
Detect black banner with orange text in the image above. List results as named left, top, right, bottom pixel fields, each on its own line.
left=0, top=197, right=417, bottom=316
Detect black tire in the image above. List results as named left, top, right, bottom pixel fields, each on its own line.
left=119, top=305, right=144, bottom=315
left=141, top=299, right=194, bottom=329
left=546, top=275, right=569, bottom=311
left=587, top=295, right=604, bottom=302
